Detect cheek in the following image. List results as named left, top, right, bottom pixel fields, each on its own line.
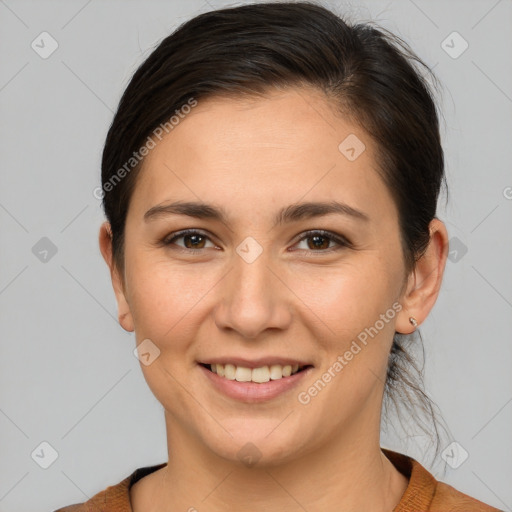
left=288, top=256, right=402, bottom=406
left=125, top=249, right=218, bottom=338
left=286, top=258, right=398, bottom=340
left=126, top=258, right=209, bottom=412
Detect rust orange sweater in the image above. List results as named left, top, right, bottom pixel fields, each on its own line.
left=53, top=448, right=503, bottom=511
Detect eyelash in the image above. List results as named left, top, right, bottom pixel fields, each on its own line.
left=162, top=229, right=351, bottom=255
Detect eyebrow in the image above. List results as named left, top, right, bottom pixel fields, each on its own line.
left=143, top=200, right=370, bottom=227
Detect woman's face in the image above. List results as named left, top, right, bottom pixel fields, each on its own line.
left=107, top=87, right=418, bottom=465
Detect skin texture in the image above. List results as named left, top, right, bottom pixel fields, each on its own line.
left=99, top=86, right=449, bottom=512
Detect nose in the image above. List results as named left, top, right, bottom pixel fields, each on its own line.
left=213, top=245, right=293, bottom=340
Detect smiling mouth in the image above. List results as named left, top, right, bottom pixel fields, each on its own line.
left=200, top=363, right=312, bottom=383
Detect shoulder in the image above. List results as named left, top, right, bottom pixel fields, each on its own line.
left=52, top=477, right=130, bottom=512
left=52, top=462, right=167, bottom=512
left=431, top=479, right=504, bottom=512
left=382, top=448, right=503, bottom=512
left=53, top=506, right=88, bottom=512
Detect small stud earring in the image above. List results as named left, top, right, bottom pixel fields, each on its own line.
left=409, top=317, right=418, bottom=327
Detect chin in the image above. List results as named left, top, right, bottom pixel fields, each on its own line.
left=198, top=418, right=311, bottom=468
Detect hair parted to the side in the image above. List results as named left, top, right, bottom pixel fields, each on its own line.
left=101, top=1, right=451, bottom=466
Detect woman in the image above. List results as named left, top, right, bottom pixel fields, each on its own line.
left=55, top=2, right=501, bottom=511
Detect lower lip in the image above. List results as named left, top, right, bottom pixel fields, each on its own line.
left=199, top=364, right=313, bottom=403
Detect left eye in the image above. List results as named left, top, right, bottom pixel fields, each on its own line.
left=293, top=230, right=349, bottom=252
left=163, top=229, right=349, bottom=253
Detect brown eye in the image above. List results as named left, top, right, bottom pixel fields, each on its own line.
left=293, top=230, right=350, bottom=253
left=182, top=233, right=206, bottom=249
left=306, top=234, right=331, bottom=250
left=164, top=230, right=216, bottom=251
left=163, top=229, right=350, bottom=255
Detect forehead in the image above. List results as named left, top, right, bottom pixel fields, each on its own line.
left=128, top=87, right=397, bottom=228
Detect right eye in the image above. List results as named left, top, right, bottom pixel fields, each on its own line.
left=163, top=229, right=218, bottom=252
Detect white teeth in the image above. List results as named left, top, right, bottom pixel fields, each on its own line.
left=224, top=363, right=236, bottom=380
left=252, top=366, right=270, bottom=383
left=235, top=366, right=252, bottom=382
left=269, top=364, right=283, bottom=380
left=207, top=363, right=303, bottom=383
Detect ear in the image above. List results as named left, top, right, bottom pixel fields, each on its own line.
left=395, top=219, right=449, bottom=334
left=98, top=221, right=135, bottom=332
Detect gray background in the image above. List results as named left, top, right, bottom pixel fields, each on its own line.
left=0, top=0, right=511, bottom=510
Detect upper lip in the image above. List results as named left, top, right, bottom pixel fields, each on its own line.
left=198, top=357, right=313, bottom=369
